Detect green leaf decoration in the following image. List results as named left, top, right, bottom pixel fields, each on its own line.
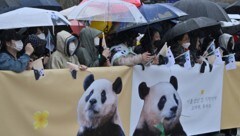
left=154, top=123, right=165, bottom=136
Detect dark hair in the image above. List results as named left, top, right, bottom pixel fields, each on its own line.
left=140, top=27, right=160, bottom=54
left=2, top=29, right=21, bottom=42
left=227, top=37, right=234, bottom=52
left=174, top=34, right=185, bottom=43
left=110, top=30, right=138, bottom=46
left=189, top=35, right=199, bottom=51
left=140, top=27, right=160, bottom=44
left=0, top=30, right=22, bottom=51
left=28, top=27, right=45, bottom=35
left=201, top=36, right=214, bottom=55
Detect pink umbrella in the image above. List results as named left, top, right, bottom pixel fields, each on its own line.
left=60, top=7, right=85, bottom=35
left=70, top=20, right=85, bottom=35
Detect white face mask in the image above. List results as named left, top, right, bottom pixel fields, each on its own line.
left=37, top=33, right=46, bottom=40
left=13, top=40, right=23, bottom=51
left=182, top=42, right=190, bottom=49
left=94, top=37, right=100, bottom=46
left=69, top=42, right=76, bottom=56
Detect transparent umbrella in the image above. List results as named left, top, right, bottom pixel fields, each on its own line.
left=67, top=0, right=147, bottom=23
left=0, top=7, right=70, bottom=30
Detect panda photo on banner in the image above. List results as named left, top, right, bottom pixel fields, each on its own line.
left=76, top=74, right=125, bottom=136
left=133, top=75, right=186, bottom=136
left=130, top=64, right=224, bottom=136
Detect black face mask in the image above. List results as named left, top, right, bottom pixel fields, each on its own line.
left=153, top=40, right=162, bottom=48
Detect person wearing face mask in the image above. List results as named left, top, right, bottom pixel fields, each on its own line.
left=218, top=33, right=237, bottom=66
left=75, top=27, right=111, bottom=67
left=0, top=30, right=34, bottom=73
left=27, top=27, right=46, bottom=40
left=218, top=33, right=235, bottom=56
left=37, top=31, right=46, bottom=40
left=134, top=27, right=161, bottom=55
left=168, top=33, right=195, bottom=67
left=47, top=30, right=87, bottom=70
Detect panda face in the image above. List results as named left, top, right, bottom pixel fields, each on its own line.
left=79, top=79, right=118, bottom=122
left=143, top=82, right=182, bottom=131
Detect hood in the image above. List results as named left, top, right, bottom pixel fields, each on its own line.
left=79, top=27, right=102, bottom=60
left=56, top=30, right=78, bottom=56
left=218, top=33, right=232, bottom=50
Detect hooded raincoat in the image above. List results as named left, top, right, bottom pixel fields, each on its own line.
left=47, top=30, right=79, bottom=69
left=218, top=33, right=234, bottom=54
left=75, top=27, right=106, bottom=67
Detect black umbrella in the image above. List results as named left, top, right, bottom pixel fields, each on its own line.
left=216, top=2, right=230, bottom=9
left=162, top=17, right=220, bottom=42
left=0, top=0, right=62, bottom=14
left=174, top=0, right=231, bottom=22
left=21, top=0, right=62, bottom=11
left=225, top=1, right=240, bottom=14
left=0, top=0, right=19, bottom=13
left=222, top=24, right=240, bottom=34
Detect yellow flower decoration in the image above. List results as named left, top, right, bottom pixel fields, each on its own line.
left=33, top=111, right=49, bottom=129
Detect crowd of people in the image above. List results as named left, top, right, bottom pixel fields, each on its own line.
left=0, top=20, right=239, bottom=136
left=0, top=23, right=239, bottom=73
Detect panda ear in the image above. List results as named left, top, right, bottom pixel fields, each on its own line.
left=112, top=77, right=122, bottom=94
left=138, top=82, right=149, bottom=100
left=170, top=76, right=178, bottom=91
left=83, top=74, right=94, bottom=91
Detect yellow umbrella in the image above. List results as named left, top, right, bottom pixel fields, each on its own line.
left=90, top=21, right=112, bottom=33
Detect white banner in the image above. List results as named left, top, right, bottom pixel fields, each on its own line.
left=130, top=64, right=224, bottom=136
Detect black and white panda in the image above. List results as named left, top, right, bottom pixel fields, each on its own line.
left=77, top=74, right=125, bottom=136
left=133, top=76, right=186, bottom=136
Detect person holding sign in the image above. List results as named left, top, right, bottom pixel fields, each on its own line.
left=168, top=33, right=195, bottom=68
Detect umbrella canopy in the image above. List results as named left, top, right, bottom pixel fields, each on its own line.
left=162, top=17, right=220, bottom=42
left=222, top=23, right=240, bottom=34
left=67, top=0, right=147, bottom=23
left=0, top=7, right=70, bottom=30
left=0, top=0, right=62, bottom=14
left=60, top=5, right=77, bottom=18
left=225, top=1, right=240, bottom=14
left=216, top=2, right=230, bottom=9
left=69, top=20, right=85, bottom=35
left=140, top=3, right=186, bottom=24
left=0, top=0, right=20, bottom=13
left=174, top=0, right=231, bottom=22
left=110, top=3, right=187, bottom=33
left=20, top=0, right=61, bottom=11
left=81, top=0, right=142, bottom=7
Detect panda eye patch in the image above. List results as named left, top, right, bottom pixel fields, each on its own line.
left=85, top=90, right=94, bottom=102
left=174, top=94, right=179, bottom=105
left=101, top=90, right=106, bottom=104
left=158, top=95, right=166, bottom=111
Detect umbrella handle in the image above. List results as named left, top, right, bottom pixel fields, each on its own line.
left=103, top=24, right=109, bottom=34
